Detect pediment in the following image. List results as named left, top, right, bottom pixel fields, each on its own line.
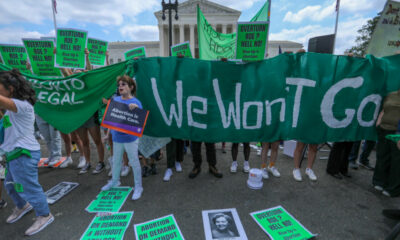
left=155, top=0, right=241, bottom=16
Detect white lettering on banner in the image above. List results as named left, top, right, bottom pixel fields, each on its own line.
left=151, top=77, right=183, bottom=127
left=286, top=78, right=317, bottom=128
left=243, top=101, right=263, bottom=129
left=187, top=96, right=208, bottom=129
left=357, top=94, right=381, bottom=127
left=213, top=79, right=241, bottom=129
left=28, top=78, right=85, bottom=91
left=321, top=77, right=363, bottom=128
left=37, top=91, right=83, bottom=105
left=265, top=98, right=286, bottom=125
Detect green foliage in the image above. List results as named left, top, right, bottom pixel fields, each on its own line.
left=346, top=14, right=380, bottom=57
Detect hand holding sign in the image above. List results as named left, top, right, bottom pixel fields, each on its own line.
left=129, top=103, right=138, bottom=110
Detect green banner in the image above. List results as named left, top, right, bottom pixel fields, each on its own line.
left=197, top=6, right=236, bottom=60
left=80, top=212, right=133, bottom=240
left=236, top=22, right=269, bottom=61
left=171, top=42, right=193, bottom=58
left=0, top=60, right=127, bottom=133
left=55, top=28, right=88, bottom=69
left=87, top=38, right=108, bottom=66
left=134, top=214, right=185, bottom=240
left=0, top=44, right=31, bottom=74
left=86, top=187, right=132, bottom=213
left=125, top=46, right=146, bottom=60
left=367, top=1, right=400, bottom=57
left=250, top=0, right=270, bottom=22
left=250, top=206, right=315, bottom=240
left=22, top=38, right=62, bottom=77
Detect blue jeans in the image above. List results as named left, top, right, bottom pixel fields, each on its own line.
left=112, top=140, right=142, bottom=188
left=5, top=150, right=50, bottom=216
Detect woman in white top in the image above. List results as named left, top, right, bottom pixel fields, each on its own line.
left=0, top=69, right=53, bottom=236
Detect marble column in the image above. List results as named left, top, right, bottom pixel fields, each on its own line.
left=159, top=24, right=164, bottom=56
left=179, top=24, right=184, bottom=43
left=190, top=24, right=195, bottom=57
left=222, top=24, right=227, bottom=34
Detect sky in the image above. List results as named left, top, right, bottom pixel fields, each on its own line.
left=0, top=0, right=386, bottom=54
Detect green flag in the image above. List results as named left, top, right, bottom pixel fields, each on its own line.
left=366, top=0, right=400, bottom=57
left=197, top=5, right=236, bottom=60
left=250, top=0, right=270, bottom=22
left=55, top=28, right=88, bottom=69
left=0, top=44, right=31, bottom=74
left=22, top=38, right=62, bottom=77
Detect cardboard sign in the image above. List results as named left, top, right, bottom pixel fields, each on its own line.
left=55, top=28, right=88, bottom=69
left=87, top=38, right=108, bottom=66
left=38, top=157, right=67, bottom=168
left=45, top=181, right=79, bottom=204
left=171, top=42, right=192, bottom=58
left=22, top=38, right=62, bottom=77
left=101, top=99, right=149, bottom=137
left=235, top=22, right=269, bottom=61
left=202, top=208, right=248, bottom=240
left=0, top=44, right=31, bottom=74
left=80, top=212, right=133, bottom=240
left=124, top=46, right=146, bottom=60
left=86, top=187, right=132, bottom=213
left=367, top=1, right=400, bottom=57
left=250, top=206, right=315, bottom=240
left=134, top=214, right=185, bottom=240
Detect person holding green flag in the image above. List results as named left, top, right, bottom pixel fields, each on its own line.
left=0, top=69, right=53, bottom=236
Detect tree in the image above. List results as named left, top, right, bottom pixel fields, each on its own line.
left=346, top=14, right=380, bottom=57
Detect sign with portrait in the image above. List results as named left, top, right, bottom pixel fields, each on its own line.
left=202, top=208, right=248, bottom=240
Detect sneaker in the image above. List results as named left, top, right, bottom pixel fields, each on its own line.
left=92, top=162, right=105, bottom=174
left=349, top=161, right=359, bottom=170
left=77, top=156, right=86, bottom=169
left=267, top=166, right=281, bottom=177
left=293, top=169, right=302, bottom=182
left=105, top=156, right=112, bottom=170
left=359, top=162, right=374, bottom=170
left=101, top=180, right=121, bottom=191
left=78, top=163, right=91, bottom=174
left=382, top=191, right=392, bottom=197
left=59, top=157, right=73, bottom=168
left=305, top=168, right=317, bottom=181
left=25, top=213, right=54, bottom=236
left=374, top=185, right=384, bottom=191
left=6, top=203, right=33, bottom=223
left=132, top=187, right=143, bottom=200
left=262, top=168, right=269, bottom=179
left=121, top=165, right=130, bottom=177
left=48, top=157, right=61, bottom=167
left=230, top=161, right=238, bottom=173
left=163, top=168, right=173, bottom=182
left=150, top=164, right=157, bottom=175
left=0, top=199, right=7, bottom=209
left=257, top=149, right=261, bottom=156
left=175, top=162, right=182, bottom=172
left=243, top=161, right=250, bottom=173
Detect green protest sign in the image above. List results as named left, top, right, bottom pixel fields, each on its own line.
left=367, top=1, right=400, bottom=57
left=80, top=212, right=133, bottom=240
left=197, top=6, right=236, bottom=60
left=86, top=187, right=132, bottom=213
left=87, top=38, right=108, bottom=66
left=236, top=22, right=269, bottom=61
left=124, top=46, right=146, bottom=60
left=134, top=214, right=185, bottom=240
left=0, top=44, right=30, bottom=74
left=171, top=42, right=192, bottom=58
left=251, top=206, right=315, bottom=240
left=22, top=38, right=62, bottom=77
left=55, top=28, right=88, bottom=69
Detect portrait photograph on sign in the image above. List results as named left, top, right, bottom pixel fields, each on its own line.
left=101, top=98, right=149, bottom=137
left=202, top=208, right=248, bottom=240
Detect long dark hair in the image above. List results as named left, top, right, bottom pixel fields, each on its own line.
left=0, top=69, right=36, bottom=105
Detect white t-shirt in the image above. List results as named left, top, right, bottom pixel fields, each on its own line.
left=0, top=99, right=40, bottom=153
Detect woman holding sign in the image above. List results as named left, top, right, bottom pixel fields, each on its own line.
left=101, top=75, right=143, bottom=200
left=0, top=69, right=53, bottom=236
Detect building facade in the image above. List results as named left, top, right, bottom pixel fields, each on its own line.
left=108, top=0, right=302, bottom=63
